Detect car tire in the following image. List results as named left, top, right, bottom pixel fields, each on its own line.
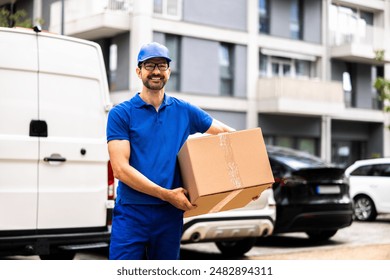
left=215, top=237, right=256, bottom=258
left=353, top=195, right=377, bottom=221
left=306, top=230, right=338, bottom=241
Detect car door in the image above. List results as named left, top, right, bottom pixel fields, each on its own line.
left=348, top=164, right=372, bottom=198
left=36, top=34, right=109, bottom=229
left=0, top=29, right=39, bottom=230
left=371, top=164, right=390, bottom=212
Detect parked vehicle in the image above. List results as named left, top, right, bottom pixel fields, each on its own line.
left=181, top=188, right=275, bottom=257
left=267, top=145, right=353, bottom=241
left=344, top=158, right=390, bottom=221
left=0, top=27, right=114, bottom=259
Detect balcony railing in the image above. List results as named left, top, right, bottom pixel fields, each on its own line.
left=329, top=24, right=385, bottom=50
left=258, top=77, right=343, bottom=102
left=50, top=0, right=133, bottom=26
left=257, top=77, right=345, bottom=114
left=49, top=0, right=133, bottom=38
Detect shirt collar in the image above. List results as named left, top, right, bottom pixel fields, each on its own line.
left=132, top=93, right=173, bottom=109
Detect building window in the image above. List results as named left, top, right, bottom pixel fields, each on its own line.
left=290, top=0, right=303, bottom=40
left=259, top=0, right=270, bottom=34
left=297, top=138, right=316, bottom=155
left=259, top=53, right=268, bottom=77
left=360, top=11, right=374, bottom=26
left=165, top=34, right=181, bottom=92
left=154, top=0, right=181, bottom=19
left=342, top=71, right=352, bottom=107
left=331, top=140, right=366, bottom=168
left=219, top=43, right=234, bottom=96
left=109, top=44, right=118, bottom=91
left=295, top=60, right=310, bottom=77
left=271, top=57, right=291, bottom=77
left=275, top=136, right=294, bottom=149
left=259, top=53, right=313, bottom=79
left=264, top=135, right=318, bottom=156
left=372, top=66, right=383, bottom=110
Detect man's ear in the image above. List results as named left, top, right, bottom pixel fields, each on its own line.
left=136, top=67, right=141, bottom=78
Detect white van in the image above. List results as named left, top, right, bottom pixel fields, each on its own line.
left=0, top=27, right=113, bottom=259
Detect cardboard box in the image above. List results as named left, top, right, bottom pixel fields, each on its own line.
left=178, top=128, right=274, bottom=218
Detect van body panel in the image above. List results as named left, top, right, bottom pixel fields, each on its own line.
left=36, top=35, right=109, bottom=229
left=0, top=27, right=112, bottom=256
left=0, top=29, right=38, bottom=71
left=0, top=30, right=39, bottom=230
left=37, top=35, right=103, bottom=80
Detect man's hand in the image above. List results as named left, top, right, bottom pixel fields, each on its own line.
left=163, top=187, right=197, bottom=211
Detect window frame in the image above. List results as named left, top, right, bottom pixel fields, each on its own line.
left=164, top=34, right=181, bottom=92
left=260, top=54, right=313, bottom=79
left=290, top=0, right=303, bottom=40
left=264, top=135, right=318, bottom=157
left=219, top=43, right=234, bottom=96
left=259, top=0, right=270, bottom=34
left=153, top=0, right=182, bottom=20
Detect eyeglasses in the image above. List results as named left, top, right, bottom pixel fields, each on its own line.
left=142, top=63, right=169, bottom=71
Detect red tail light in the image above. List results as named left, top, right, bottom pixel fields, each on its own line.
left=107, top=161, right=115, bottom=226
left=107, top=161, right=115, bottom=200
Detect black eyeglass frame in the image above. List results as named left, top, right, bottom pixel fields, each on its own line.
left=138, top=62, right=170, bottom=71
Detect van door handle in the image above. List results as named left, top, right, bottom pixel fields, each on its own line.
left=44, top=155, right=67, bottom=162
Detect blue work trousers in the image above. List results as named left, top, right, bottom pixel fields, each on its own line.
left=109, top=202, right=184, bottom=260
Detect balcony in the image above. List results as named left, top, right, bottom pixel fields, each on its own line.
left=257, top=77, right=345, bottom=115
left=329, top=25, right=390, bottom=65
left=49, top=0, right=133, bottom=40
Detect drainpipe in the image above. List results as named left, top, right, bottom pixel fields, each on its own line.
left=33, top=0, right=42, bottom=26
left=61, top=0, right=64, bottom=35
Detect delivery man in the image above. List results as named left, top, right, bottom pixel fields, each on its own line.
left=106, top=42, right=234, bottom=259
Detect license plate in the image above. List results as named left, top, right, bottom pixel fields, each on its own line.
left=316, top=185, right=340, bottom=194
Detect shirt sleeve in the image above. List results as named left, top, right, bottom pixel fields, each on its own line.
left=187, top=102, right=213, bottom=134
left=106, top=106, right=131, bottom=142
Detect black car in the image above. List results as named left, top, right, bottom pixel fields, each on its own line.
left=267, top=145, right=353, bottom=241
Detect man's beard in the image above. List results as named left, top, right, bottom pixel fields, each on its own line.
left=143, top=75, right=167, bottom=90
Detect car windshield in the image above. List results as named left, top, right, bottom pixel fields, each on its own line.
left=267, top=146, right=328, bottom=170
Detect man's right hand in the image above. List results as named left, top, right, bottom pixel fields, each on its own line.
left=163, top=187, right=197, bottom=211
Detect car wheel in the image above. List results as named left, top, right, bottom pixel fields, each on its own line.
left=306, top=230, right=338, bottom=241
left=353, top=195, right=377, bottom=221
left=39, top=251, right=76, bottom=260
left=215, top=237, right=256, bottom=258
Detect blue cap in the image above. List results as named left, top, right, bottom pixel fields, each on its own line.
left=137, top=42, right=172, bottom=64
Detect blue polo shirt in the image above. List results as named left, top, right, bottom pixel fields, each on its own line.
left=106, top=93, right=213, bottom=205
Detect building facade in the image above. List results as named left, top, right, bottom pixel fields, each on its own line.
left=2, top=0, right=390, bottom=167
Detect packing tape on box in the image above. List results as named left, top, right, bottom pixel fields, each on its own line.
left=218, top=133, right=243, bottom=188
left=208, top=134, right=244, bottom=213
left=209, top=189, right=243, bottom=213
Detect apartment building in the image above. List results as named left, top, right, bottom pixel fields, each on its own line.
left=2, top=0, right=389, bottom=167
